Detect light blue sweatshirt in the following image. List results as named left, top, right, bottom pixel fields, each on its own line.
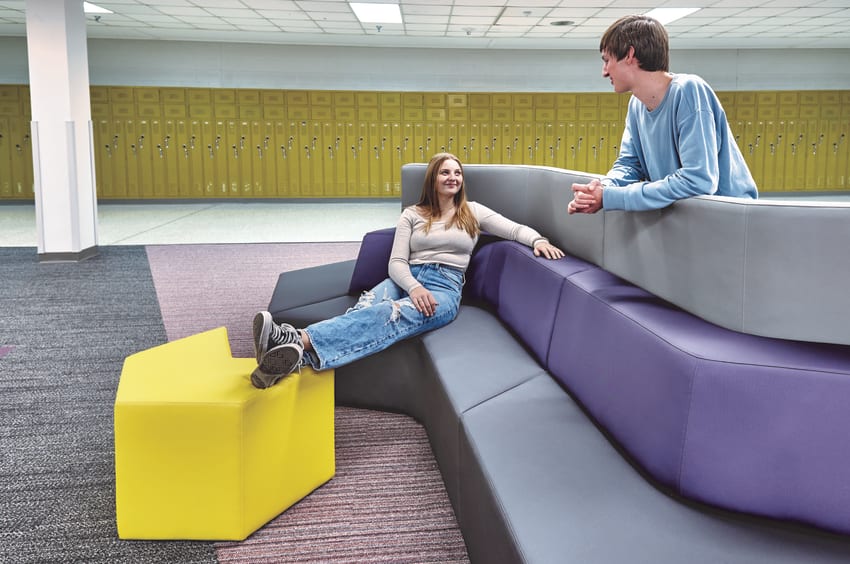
left=602, top=73, right=758, bottom=211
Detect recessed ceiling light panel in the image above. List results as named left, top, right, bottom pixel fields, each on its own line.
left=350, top=3, right=402, bottom=24
left=644, top=7, right=701, bottom=25
left=84, top=2, right=113, bottom=14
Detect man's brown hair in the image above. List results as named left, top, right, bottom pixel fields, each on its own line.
left=600, top=15, right=669, bottom=72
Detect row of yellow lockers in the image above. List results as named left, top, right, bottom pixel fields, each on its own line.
left=5, top=86, right=850, bottom=121
left=1, top=85, right=849, bottom=199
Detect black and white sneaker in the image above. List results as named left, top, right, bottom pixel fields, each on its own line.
left=251, top=343, right=304, bottom=389
left=252, top=311, right=300, bottom=364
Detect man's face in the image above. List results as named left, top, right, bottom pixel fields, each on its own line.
left=601, top=49, right=632, bottom=94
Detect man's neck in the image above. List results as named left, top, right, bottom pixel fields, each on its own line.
left=633, top=72, right=674, bottom=112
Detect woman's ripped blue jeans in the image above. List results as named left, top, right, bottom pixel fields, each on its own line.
left=302, top=263, right=464, bottom=370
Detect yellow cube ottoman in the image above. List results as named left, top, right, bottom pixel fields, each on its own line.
left=114, top=327, right=334, bottom=540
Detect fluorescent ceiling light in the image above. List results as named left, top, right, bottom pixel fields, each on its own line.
left=644, top=7, right=700, bottom=25
left=350, top=3, right=402, bottom=24
left=84, top=2, right=113, bottom=14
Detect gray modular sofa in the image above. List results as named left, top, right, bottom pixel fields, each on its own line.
left=268, top=164, right=850, bottom=563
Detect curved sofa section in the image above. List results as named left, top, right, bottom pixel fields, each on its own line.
left=401, top=163, right=850, bottom=346
left=266, top=163, right=850, bottom=561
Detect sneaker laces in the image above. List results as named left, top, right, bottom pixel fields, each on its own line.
left=269, top=322, right=301, bottom=348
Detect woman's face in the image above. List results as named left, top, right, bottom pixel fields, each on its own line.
left=434, top=158, right=463, bottom=201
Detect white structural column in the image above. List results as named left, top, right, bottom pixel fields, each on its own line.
left=26, top=0, right=98, bottom=261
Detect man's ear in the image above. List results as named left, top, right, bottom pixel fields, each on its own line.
left=625, top=45, right=638, bottom=65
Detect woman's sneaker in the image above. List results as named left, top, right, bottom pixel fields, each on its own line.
left=252, top=311, right=300, bottom=364
left=251, top=342, right=304, bottom=389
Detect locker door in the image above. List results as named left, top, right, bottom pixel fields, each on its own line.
left=400, top=122, right=416, bottom=166
left=136, top=120, right=156, bottom=198
left=515, top=120, right=528, bottom=164
left=445, top=122, right=458, bottom=157
left=478, top=122, right=495, bottom=163
left=94, top=119, right=114, bottom=197
left=412, top=122, right=427, bottom=163
left=432, top=121, right=447, bottom=155
left=507, top=123, right=522, bottom=164
left=173, top=119, right=193, bottom=197
left=583, top=122, right=600, bottom=173
left=769, top=120, right=788, bottom=191
left=246, top=120, right=263, bottom=197
left=594, top=121, right=611, bottom=172
left=378, top=122, right=400, bottom=197
left=122, top=119, right=142, bottom=198
left=353, top=121, right=370, bottom=196
left=788, top=121, right=807, bottom=189
left=294, top=120, right=313, bottom=197
left=19, top=121, right=33, bottom=197
left=552, top=123, right=568, bottom=168
left=163, top=119, right=180, bottom=197
left=496, top=123, right=513, bottom=163
left=607, top=120, right=623, bottom=169
left=779, top=121, right=797, bottom=191
left=381, top=121, right=400, bottom=196
left=107, top=120, right=128, bottom=198
left=343, top=122, right=359, bottom=197
left=233, top=120, right=252, bottom=196
left=746, top=120, right=765, bottom=190
left=8, top=118, right=30, bottom=196
left=188, top=120, right=206, bottom=197
left=367, top=121, right=382, bottom=197
left=305, top=121, right=324, bottom=197
left=258, top=120, right=276, bottom=197
left=200, top=120, right=220, bottom=196
left=224, top=120, right=240, bottom=196
left=124, top=120, right=140, bottom=198
left=210, top=121, right=228, bottom=195
left=466, top=122, right=481, bottom=163
left=562, top=122, right=578, bottom=170
left=0, top=117, right=11, bottom=197
left=838, top=119, right=850, bottom=190
left=824, top=120, right=842, bottom=190
left=150, top=119, right=168, bottom=197
left=421, top=122, right=437, bottom=161
left=326, top=122, right=346, bottom=197
left=274, top=121, right=295, bottom=197
left=760, top=120, right=779, bottom=191
left=287, top=120, right=305, bottom=197
left=804, top=119, right=826, bottom=190
left=535, top=122, right=555, bottom=167
left=573, top=122, right=589, bottom=172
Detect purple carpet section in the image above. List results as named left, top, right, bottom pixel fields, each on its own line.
left=0, top=346, right=13, bottom=359
left=145, top=242, right=470, bottom=563
left=145, top=242, right=361, bottom=358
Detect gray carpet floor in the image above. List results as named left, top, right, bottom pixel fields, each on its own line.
left=0, top=244, right=470, bottom=563
left=0, top=246, right=217, bottom=563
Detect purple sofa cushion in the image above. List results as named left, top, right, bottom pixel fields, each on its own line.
left=465, top=240, right=595, bottom=365
left=463, top=236, right=508, bottom=305
left=348, top=227, right=395, bottom=294
left=548, top=268, right=697, bottom=489
left=548, top=266, right=850, bottom=535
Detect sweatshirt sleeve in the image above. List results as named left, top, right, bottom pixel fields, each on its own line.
left=603, top=108, right=721, bottom=210
left=602, top=79, right=726, bottom=211
left=387, top=208, right=422, bottom=294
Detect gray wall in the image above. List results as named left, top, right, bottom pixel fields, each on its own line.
left=1, top=36, right=848, bottom=92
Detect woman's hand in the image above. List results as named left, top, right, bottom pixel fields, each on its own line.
left=533, top=241, right=565, bottom=260
left=409, top=286, right=438, bottom=317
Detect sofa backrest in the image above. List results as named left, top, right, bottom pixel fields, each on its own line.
left=464, top=240, right=595, bottom=366
left=401, top=162, right=850, bottom=347
left=401, top=163, right=604, bottom=265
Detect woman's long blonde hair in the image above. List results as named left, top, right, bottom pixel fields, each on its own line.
left=415, top=153, right=479, bottom=237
